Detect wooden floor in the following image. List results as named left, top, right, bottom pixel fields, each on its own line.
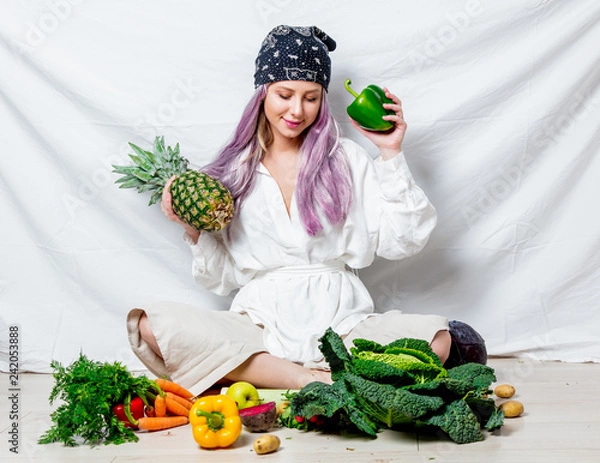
left=2, top=358, right=599, bottom=462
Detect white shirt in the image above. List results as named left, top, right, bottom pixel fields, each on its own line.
left=187, top=138, right=437, bottom=364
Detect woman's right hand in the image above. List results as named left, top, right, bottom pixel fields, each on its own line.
left=350, top=87, right=407, bottom=161
left=161, top=176, right=201, bottom=243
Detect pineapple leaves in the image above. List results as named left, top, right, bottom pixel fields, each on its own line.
left=111, top=165, right=138, bottom=176
left=127, top=155, right=154, bottom=174
left=154, top=136, right=166, bottom=156
left=130, top=170, right=154, bottom=183
left=128, top=143, right=158, bottom=170
left=111, top=136, right=234, bottom=230
left=148, top=191, right=164, bottom=206
left=115, top=177, right=145, bottom=189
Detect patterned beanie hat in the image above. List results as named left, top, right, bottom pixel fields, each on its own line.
left=254, top=25, right=337, bottom=91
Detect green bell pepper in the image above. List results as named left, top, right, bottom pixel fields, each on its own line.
left=344, top=79, right=395, bottom=131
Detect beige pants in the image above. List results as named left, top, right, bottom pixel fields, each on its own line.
left=127, top=301, right=448, bottom=396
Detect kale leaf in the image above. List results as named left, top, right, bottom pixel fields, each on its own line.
left=344, top=373, right=445, bottom=428
left=420, top=399, right=484, bottom=444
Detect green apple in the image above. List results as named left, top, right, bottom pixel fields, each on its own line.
left=226, top=381, right=263, bottom=409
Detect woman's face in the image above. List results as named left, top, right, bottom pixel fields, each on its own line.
left=263, top=81, right=323, bottom=146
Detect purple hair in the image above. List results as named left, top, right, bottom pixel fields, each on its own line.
left=202, top=85, right=353, bottom=236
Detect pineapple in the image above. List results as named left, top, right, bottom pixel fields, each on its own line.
left=112, top=136, right=234, bottom=232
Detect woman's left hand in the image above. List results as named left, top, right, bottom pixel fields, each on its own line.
left=350, top=88, right=407, bottom=160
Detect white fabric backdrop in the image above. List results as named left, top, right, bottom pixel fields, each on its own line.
left=1, top=0, right=599, bottom=372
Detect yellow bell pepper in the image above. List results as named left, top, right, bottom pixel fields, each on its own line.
left=189, top=394, right=242, bottom=449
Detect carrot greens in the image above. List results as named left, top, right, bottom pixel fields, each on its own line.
left=38, top=353, right=156, bottom=446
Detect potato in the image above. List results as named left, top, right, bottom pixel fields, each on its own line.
left=253, top=434, right=281, bottom=455
left=494, top=384, right=516, bottom=398
left=500, top=400, right=524, bottom=418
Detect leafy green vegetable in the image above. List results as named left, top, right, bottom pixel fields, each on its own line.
left=447, top=362, right=497, bottom=390
left=351, top=337, right=447, bottom=384
left=352, top=357, right=416, bottom=387
left=286, top=328, right=504, bottom=444
left=482, top=405, right=505, bottom=431
left=464, top=394, right=505, bottom=431
left=344, top=373, right=445, bottom=428
left=319, top=326, right=353, bottom=380
left=286, top=379, right=379, bottom=436
left=38, top=353, right=156, bottom=446
left=421, top=399, right=483, bottom=444
left=354, top=351, right=445, bottom=384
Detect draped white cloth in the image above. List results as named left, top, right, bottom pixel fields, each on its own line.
left=1, top=0, right=599, bottom=372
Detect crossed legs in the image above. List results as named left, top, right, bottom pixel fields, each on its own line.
left=137, top=312, right=451, bottom=390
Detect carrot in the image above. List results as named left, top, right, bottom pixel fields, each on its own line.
left=155, top=378, right=194, bottom=400
left=165, top=396, right=191, bottom=417
left=137, top=416, right=189, bottom=431
left=154, top=395, right=167, bottom=417
left=145, top=405, right=156, bottom=417
left=166, top=392, right=194, bottom=410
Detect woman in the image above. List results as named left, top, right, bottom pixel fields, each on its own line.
left=127, top=25, right=486, bottom=395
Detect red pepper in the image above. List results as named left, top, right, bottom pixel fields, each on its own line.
left=113, top=396, right=145, bottom=428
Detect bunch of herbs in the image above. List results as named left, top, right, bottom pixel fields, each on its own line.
left=38, top=353, right=155, bottom=446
